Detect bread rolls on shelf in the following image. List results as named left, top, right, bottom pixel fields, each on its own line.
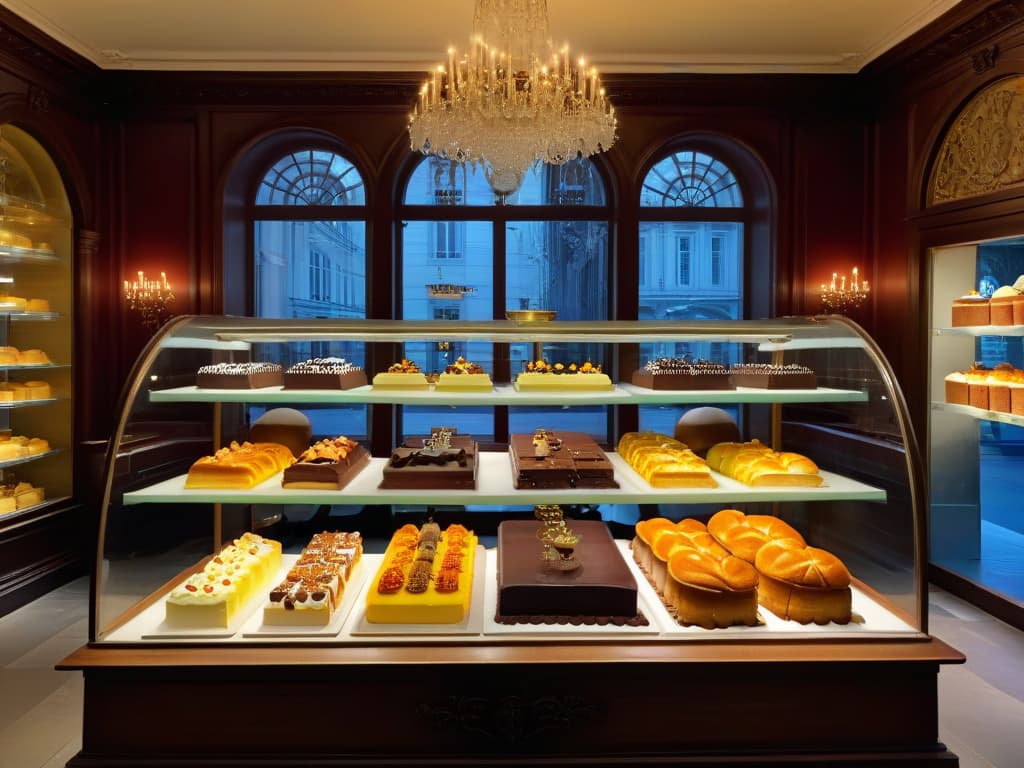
left=707, top=508, right=805, bottom=564
left=631, top=517, right=679, bottom=574
left=647, top=520, right=709, bottom=592
left=706, top=439, right=822, bottom=487
left=617, top=431, right=716, bottom=488
left=664, top=548, right=759, bottom=629
left=754, top=539, right=852, bottom=625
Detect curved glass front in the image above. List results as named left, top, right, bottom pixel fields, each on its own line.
left=93, top=315, right=925, bottom=642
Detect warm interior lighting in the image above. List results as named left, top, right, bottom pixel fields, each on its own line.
left=820, top=267, right=870, bottom=314
left=124, top=270, right=174, bottom=329
left=408, top=0, right=617, bottom=203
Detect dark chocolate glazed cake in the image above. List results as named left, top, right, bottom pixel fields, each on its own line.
left=379, top=434, right=478, bottom=490
left=495, top=520, right=647, bottom=626
left=509, top=430, right=618, bottom=489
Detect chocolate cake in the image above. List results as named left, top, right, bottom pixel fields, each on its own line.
left=509, top=430, right=619, bottom=489
left=196, top=362, right=283, bottom=389
left=282, top=437, right=370, bottom=489
left=379, top=431, right=478, bottom=490
left=631, top=358, right=734, bottom=390
left=282, top=358, right=368, bottom=390
left=495, top=520, right=646, bottom=625
left=729, top=363, right=817, bottom=389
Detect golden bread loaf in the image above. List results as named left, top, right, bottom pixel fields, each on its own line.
left=707, top=508, right=805, bottom=563
left=617, top=431, right=716, bottom=488
left=754, top=539, right=852, bottom=624
left=185, top=441, right=294, bottom=489
left=706, top=439, right=821, bottom=487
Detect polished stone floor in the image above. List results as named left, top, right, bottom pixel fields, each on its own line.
left=0, top=577, right=1022, bottom=768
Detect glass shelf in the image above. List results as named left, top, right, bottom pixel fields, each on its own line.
left=931, top=400, right=1024, bottom=427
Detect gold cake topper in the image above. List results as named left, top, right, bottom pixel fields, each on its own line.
left=534, top=504, right=581, bottom=571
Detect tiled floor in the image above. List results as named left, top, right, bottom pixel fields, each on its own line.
left=1, top=578, right=1022, bottom=767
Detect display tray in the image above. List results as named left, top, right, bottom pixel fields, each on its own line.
left=0, top=362, right=56, bottom=370
left=481, top=548, right=662, bottom=638
left=346, top=546, right=486, bottom=637
left=0, top=397, right=58, bottom=409
left=0, top=448, right=61, bottom=470
left=935, top=324, right=1024, bottom=337
left=931, top=400, right=1024, bottom=428
left=3, top=310, right=59, bottom=321
left=616, top=542, right=917, bottom=640
left=149, top=382, right=867, bottom=406
left=239, top=557, right=367, bottom=638
left=121, top=452, right=887, bottom=506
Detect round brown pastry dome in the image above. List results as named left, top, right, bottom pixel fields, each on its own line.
left=674, top=407, right=740, bottom=455
left=247, top=407, right=312, bottom=459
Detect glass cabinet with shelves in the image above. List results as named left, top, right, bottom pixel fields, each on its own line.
left=61, top=313, right=962, bottom=768
left=0, top=124, right=73, bottom=519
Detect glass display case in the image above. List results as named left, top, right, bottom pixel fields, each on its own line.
left=87, top=314, right=930, bottom=642
left=0, top=124, right=73, bottom=520
left=62, top=314, right=962, bottom=767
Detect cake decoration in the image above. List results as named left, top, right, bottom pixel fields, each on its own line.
left=196, top=362, right=283, bottom=389
left=365, top=522, right=478, bottom=624
left=728, top=363, right=817, bottom=389
left=509, top=430, right=618, bottom=489
left=283, top=357, right=368, bottom=390
left=379, top=429, right=478, bottom=489
left=535, top=504, right=582, bottom=571
left=515, top=359, right=614, bottom=391
left=434, top=356, right=494, bottom=392
left=631, top=357, right=734, bottom=390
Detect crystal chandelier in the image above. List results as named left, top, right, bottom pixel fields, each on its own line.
left=408, top=0, right=617, bottom=202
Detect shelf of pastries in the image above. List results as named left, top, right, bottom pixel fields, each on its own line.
left=149, top=382, right=868, bottom=407
left=122, top=449, right=886, bottom=507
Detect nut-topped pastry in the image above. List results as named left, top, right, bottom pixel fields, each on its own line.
left=372, top=358, right=429, bottom=390
left=515, top=359, right=613, bottom=391
left=434, top=356, right=493, bottom=392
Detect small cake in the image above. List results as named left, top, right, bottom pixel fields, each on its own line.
left=25, top=298, right=50, bottom=312
left=22, top=380, right=51, bottom=399
left=365, top=522, right=477, bottom=624
left=248, top=408, right=312, bottom=459
left=281, top=436, right=370, bottom=489
left=706, top=440, right=823, bottom=487
left=631, top=358, right=733, bottom=390
left=434, top=356, right=493, bottom=392
left=165, top=533, right=282, bottom=629
left=0, top=296, right=27, bottom=310
left=729, top=363, right=817, bottom=389
left=27, top=437, right=50, bottom=455
left=673, top=407, right=741, bottom=455
left=707, top=508, right=806, bottom=564
left=0, top=347, right=17, bottom=365
left=372, top=359, right=429, bottom=390
left=0, top=382, right=27, bottom=402
left=263, top=531, right=363, bottom=626
left=754, top=539, right=852, bottom=625
left=944, top=370, right=969, bottom=405
left=509, top=429, right=619, bottom=489
left=184, top=441, right=294, bottom=489
left=966, top=365, right=991, bottom=410
left=515, top=360, right=613, bottom=391
left=951, top=292, right=990, bottom=326
left=989, top=285, right=1022, bottom=326
left=16, top=349, right=50, bottom=365
left=495, top=519, right=646, bottom=626
left=616, top=432, right=716, bottom=488
left=282, top=358, right=367, bottom=390
left=0, top=480, right=45, bottom=512
left=196, top=362, right=283, bottom=389
left=379, top=429, right=478, bottom=490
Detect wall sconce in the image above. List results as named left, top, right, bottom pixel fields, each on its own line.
left=124, top=270, right=174, bottom=330
left=820, top=267, right=869, bottom=314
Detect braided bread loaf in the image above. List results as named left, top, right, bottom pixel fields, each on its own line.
left=707, top=508, right=805, bottom=563
left=706, top=439, right=822, bottom=487
left=754, top=539, right=852, bottom=624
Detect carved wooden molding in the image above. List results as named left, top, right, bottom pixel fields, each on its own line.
left=971, top=44, right=1000, bottom=74
left=928, top=75, right=1024, bottom=204
left=418, top=694, right=600, bottom=742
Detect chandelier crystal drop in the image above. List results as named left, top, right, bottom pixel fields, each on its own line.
left=408, top=0, right=617, bottom=201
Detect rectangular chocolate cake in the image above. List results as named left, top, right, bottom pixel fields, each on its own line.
left=282, top=358, right=368, bottom=390
left=281, top=438, right=370, bottom=489
left=379, top=433, right=478, bottom=490
left=729, top=363, right=817, bottom=389
left=196, top=362, right=283, bottom=389
left=496, top=520, right=643, bottom=625
left=630, top=358, right=734, bottom=390
left=509, top=430, right=618, bottom=489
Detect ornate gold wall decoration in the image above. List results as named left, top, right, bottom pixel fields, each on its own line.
left=929, top=75, right=1024, bottom=204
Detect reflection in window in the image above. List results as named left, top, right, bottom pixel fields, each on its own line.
left=401, top=156, right=611, bottom=441
left=638, top=149, right=746, bottom=434
left=252, top=147, right=368, bottom=439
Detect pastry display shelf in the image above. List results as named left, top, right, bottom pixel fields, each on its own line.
left=0, top=397, right=60, bottom=409
left=0, top=362, right=64, bottom=371
left=0, top=448, right=61, bottom=470
left=0, top=246, right=59, bottom=264
left=0, top=495, right=68, bottom=521
left=931, top=400, right=1024, bottom=428
left=149, top=382, right=868, bottom=407
left=1, top=310, right=59, bottom=321
left=121, top=451, right=886, bottom=507
left=100, top=544, right=917, bottom=645
left=934, top=325, right=1024, bottom=337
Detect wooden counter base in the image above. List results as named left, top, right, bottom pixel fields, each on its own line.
left=60, top=638, right=962, bottom=767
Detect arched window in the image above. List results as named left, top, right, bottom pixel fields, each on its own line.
left=251, top=147, right=369, bottom=439
left=397, top=157, right=612, bottom=443
left=638, top=148, right=747, bottom=434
